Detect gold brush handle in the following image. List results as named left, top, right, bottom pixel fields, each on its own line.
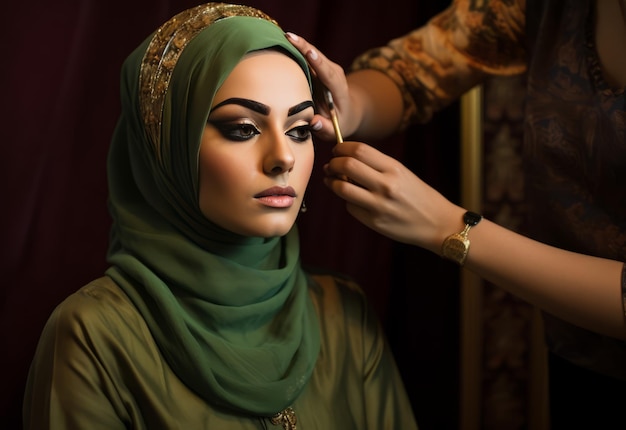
left=324, top=90, right=343, bottom=144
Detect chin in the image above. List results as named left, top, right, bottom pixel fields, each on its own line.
left=208, top=209, right=298, bottom=238
left=249, top=218, right=296, bottom=238
left=258, top=226, right=293, bottom=238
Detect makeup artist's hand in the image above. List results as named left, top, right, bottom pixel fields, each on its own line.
left=286, top=32, right=405, bottom=142
left=324, top=141, right=465, bottom=254
left=285, top=32, right=361, bottom=141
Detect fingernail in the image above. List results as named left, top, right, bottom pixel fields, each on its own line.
left=307, top=49, right=318, bottom=61
left=311, top=120, right=323, bottom=131
left=285, top=32, right=299, bottom=41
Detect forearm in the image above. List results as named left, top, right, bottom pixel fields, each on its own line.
left=461, top=218, right=626, bottom=340
left=348, top=0, right=527, bottom=137
left=346, top=70, right=405, bottom=140
left=325, top=141, right=625, bottom=341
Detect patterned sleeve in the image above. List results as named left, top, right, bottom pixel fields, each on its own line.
left=351, top=0, right=527, bottom=129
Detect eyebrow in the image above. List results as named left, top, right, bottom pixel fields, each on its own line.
left=288, top=101, right=314, bottom=116
left=210, top=98, right=314, bottom=117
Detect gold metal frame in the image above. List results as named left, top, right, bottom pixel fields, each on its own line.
left=459, top=86, right=484, bottom=430
left=458, top=85, right=549, bottom=430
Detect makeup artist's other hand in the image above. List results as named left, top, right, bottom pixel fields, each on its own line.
left=285, top=32, right=361, bottom=141
left=324, top=141, right=464, bottom=254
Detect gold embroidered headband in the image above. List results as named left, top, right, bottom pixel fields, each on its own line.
left=138, top=3, right=277, bottom=152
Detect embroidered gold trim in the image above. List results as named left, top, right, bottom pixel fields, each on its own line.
left=138, top=3, right=277, bottom=159
left=270, top=406, right=297, bottom=430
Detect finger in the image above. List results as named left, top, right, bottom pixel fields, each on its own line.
left=312, top=116, right=340, bottom=142
left=284, top=32, right=347, bottom=102
left=331, top=141, right=397, bottom=174
left=285, top=32, right=331, bottom=73
left=285, top=32, right=329, bottom=73
left=323, top=174, right=381, bottom=211
left=324, top=155, right=385, bottom=196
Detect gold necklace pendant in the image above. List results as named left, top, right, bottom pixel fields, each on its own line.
left=270, top=407, right=297, bottom=430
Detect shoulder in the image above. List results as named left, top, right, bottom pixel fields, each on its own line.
left=32, top=276, right=157, bottom=392
left=26, top=278, right=146, bottom=427
left=306, top=266, right=361, bottom=287
left=53, top=276, right=136, bottom=319
left=304, top=268, right=387, bottom=367
left=44, top=276, right=145, bottom=345
left=305, top=266, right=366, bottom=300
left=432, top=0, right=527, bottom=70
left=304, top=266, right=373, bottom=323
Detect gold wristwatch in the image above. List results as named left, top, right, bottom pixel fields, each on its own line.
left=441, top=211, right=483, bottom=266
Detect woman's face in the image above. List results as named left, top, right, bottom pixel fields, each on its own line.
left=199, top=50, right=314, bottom=237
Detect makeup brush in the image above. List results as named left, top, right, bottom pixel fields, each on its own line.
left=324, top=89, right=343, bottom=144
left=324, top=88, right=356, bottom=183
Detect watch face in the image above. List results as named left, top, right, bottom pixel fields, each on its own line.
left=463, top=211, right=483, bottom=227
left=442, top=234, right=469, bottom=263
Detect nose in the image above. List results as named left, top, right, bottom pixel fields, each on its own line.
left=263, top=134, right=295, bottom=176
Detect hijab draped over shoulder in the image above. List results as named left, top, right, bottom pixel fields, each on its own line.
left=105, top=3, right=319, bottom=417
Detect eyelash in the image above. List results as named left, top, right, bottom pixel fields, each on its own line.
left=286, top=125, right=313, bottom=143
left=211, top=122, right=312, bottom=143
left=213, top=122, right=259, bottom=141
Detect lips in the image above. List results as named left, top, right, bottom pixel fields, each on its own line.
left=254, top=186, right=297, bottom=208
left=254, top=186, right=296, bottom=198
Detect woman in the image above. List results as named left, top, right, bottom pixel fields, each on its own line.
left=288, top=0, right=626, bottom=427
left=22, top=4, right=417, bottom=429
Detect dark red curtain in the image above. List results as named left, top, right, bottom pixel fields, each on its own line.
left=1, top=1, right=457, bottom=428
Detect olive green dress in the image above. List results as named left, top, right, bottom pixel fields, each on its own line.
left=23, top=274, right=417, bottom=429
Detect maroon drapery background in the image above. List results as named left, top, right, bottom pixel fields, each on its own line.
left=1, top=1, right=459, bottom=428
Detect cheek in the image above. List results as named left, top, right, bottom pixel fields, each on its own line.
left=197, top=151, right=246, bottom=211
left=297, top=146, right=315, bottom=185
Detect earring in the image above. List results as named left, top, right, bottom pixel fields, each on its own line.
left=300, top=200, right=307, bottom=213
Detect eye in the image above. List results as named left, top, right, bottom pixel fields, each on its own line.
left=286, top=125, right=312, bottom=143
left=212, top=122, right=260, bottom=141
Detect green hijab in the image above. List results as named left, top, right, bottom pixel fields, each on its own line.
left=105, top=4, right=320, bottom=417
